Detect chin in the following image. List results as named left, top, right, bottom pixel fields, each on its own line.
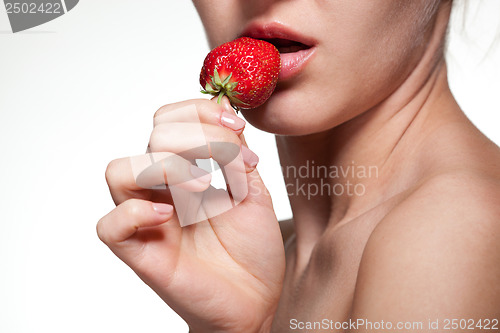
left=241, top=86, right=345, bottom=136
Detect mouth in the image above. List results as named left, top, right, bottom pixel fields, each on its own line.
left=239, top=22, right=317, bottom=81
left=259, top=38, right=311, bottom=54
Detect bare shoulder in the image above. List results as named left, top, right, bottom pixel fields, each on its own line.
left=351, top=171, right=500, bottom=319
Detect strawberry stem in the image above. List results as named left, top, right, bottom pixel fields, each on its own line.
left=201, top=68, right=249, bottom=108
left=217, top=91, right=225, bottom=104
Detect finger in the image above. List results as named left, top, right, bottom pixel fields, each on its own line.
left=171, top=144, right=260, bottom=227
left=106, top=157, right=152, bottom=205
left=215, top=96, right=250, bottom=147
left=149, top=122, right=244, bottom=167
left=97, top=198, right=174, bottom=245
left=133, top=152, right=212, bottom=191
left=153, top=97, right=246, bottom=135
left=106, top=153, right=212, bottom=205
left=149, top=118, right=260, bottom=213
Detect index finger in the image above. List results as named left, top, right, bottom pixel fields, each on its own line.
left=153, top=97, right=246, bottom=135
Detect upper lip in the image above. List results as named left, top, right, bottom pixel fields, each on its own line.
left=239, top=21, right=317, bottom=49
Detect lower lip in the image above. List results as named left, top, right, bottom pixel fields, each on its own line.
left=278, top=47, right=316, bottom=81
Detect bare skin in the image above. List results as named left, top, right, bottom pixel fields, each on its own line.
left=274, top=56, right=500, bottom=333
left=98, top=0, right=500, bottom=332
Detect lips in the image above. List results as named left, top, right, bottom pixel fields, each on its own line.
left=240, top=22, right=317, bottom=81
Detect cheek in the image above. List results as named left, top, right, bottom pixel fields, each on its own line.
left=193, top=1, right=245, bottom=47
left=241, top=51, right=421, bottom=136
left=241, top=46, right=405, bottom=136
left=241, top=74, right=362, bottom=136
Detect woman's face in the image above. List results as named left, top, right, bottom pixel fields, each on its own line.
left=193, top=0, right=444, bottom=135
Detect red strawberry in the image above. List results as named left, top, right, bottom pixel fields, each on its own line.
left=200, top=37, right=281, bottom=109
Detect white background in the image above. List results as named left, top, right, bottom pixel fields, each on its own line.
left=0, top=1, right=498, bottom=332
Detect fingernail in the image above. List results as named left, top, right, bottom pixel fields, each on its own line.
left=241, top=145, right=259, bottom=170
left=152, top=202, right=173, bottom=215
left=221, top=112, right=246, bottom=132
left=190, top=164, right=212, bottom=184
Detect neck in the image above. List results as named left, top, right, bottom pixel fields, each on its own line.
left=276, top=2, right=458, bottom=250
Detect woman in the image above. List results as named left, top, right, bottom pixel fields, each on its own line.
left=97, top=0, right=500, bottom=331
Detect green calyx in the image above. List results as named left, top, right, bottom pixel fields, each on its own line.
left=201, top=68, right=249, bottom=107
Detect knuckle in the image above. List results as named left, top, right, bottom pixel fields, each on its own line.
left=123, top=198, right=143, bottom=218
left=104, top=159, right=120, bottom=187
left=96, top=218, right=108, bottom=244
left=220, top=127, right=241, bottom=145
left=153, top=99, right=222, bottom=126
left=197, top=99, right=219, bottom=114
left=153, top=99, right=209, bottom=123
left=148, top=127, right=163, bottom=152
left=153, top=104, right=171, bottom=123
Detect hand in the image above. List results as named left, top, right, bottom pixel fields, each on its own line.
left=97, top=98, right=285, bottom=333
